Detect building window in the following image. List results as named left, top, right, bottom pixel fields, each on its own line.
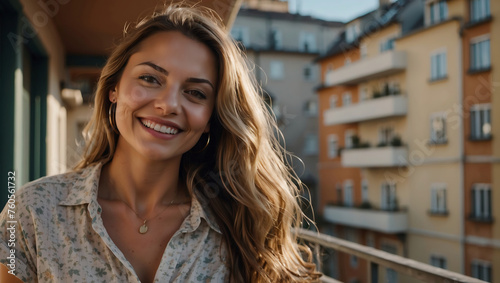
left=380, top=37, right=395, bottom=53
left=470, top=36, right=491, bottom=71
left=269, top=61, right=284, bottom=80
left=344, top=180, right=354, bottom=207
left=346, top=23, right=360, bottom=43
left=470, top=0, right=490, bottom=22
left=329, top=95, right=338, bottom=109
left=350, top=255, right=358, bottom=268
left=230, top=26, right=249, bottom=46
left=378, top=126, right=394, bottom=146
left=303, top=134, right=318, bottom=155
left=270, top=28, right=282, bottom=50
left=304, top=64, right=316, bottom=81
left=470, top=103, right=491, bottom=140
left=431, top=255, right=447, bottom=269
left=342, top=92, right=352, bottom=106
left=430, top=0, right=448, bottom=25
left=299, top=32, right=317, bottom=52
left=361, top=179, right=369, bottom=203
left=386, top=268, right=398, bottom=283
left=430, top=113, right=447, bottom=144
left=430, top=183, right=447, bottom=214
left=471, top=183, right=491, bottom=221
left=471, top=260, right=492, bottom=281
left=345, top=130, right=355, bottom=149
left=431, top=51, right=447, bottom=80
left=381, top=183, right=397, bottom=211
left=304, top=100, right=318, bottom=116
left=328, top=135, right=338, bottom=159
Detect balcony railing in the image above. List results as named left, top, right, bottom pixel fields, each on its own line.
left=323, top=205, right=408, bottom=233
left=323, top=95, right=408, bottom=126
left=324, top=50, right=407, bottom=86
left=297, top=229, right=488, bottom=283
left=341, top=146, right=408, bottom=168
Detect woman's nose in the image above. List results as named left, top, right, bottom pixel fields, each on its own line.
left=155, top=85, right=182, bottom=115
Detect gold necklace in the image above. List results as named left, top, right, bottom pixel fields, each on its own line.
left=121, top=199, right=177, bottom=234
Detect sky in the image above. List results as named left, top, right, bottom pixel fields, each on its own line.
left=287, top=0, right=381, bottom=22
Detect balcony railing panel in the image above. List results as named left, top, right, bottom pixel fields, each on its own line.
left=325, top=50, right=407, bottom=86
left=341, top=146, right=408, bottom=168
left=297, top=229, right=488, bottom=283
left=323, top=205, right=408, bottom=233
left=323, top=95, right=408, bottom=126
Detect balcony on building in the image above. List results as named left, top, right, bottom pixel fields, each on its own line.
left=323, top=94, right=408, bottom=126
left=341, top=144, right=408, bottom=168
left=323, top=204, right=408, bottom=234
left=324, top=50, right=407, bottom=86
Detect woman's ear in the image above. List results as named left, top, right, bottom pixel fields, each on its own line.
left=109, top=88, right=117, bottom=102
left=204, top=123, right=210, bottom=133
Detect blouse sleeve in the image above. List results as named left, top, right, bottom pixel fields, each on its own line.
left=0, top=185, right=38, bottom=282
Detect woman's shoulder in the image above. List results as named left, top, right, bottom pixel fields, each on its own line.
left=16, top=163, right=101, bottom=207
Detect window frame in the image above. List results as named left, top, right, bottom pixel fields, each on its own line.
left=470, top=103, right=492, bottom=140
left=430, top=255, right=447, bottom=269
left=470, top=34, right=491, bottom=72
left=430, top=112, right=447, bottom=144
left=471, top=260, right=492, bottom=281
left=430, top=183, right=448, bottom=215
left=269, top=60, right=284, bottom=80
left=470, top=0, right=491, bottom=23
left=471, top=183, right=492, bottom=221
left=327, top=134, right=338, bottom=159
left=430, top=49, right=447, bottom=81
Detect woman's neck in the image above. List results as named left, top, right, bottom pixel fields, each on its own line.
left=99, top=144, right=186, bottom=216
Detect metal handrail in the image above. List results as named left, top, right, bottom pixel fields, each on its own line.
left=297, top=228, right=488, bottom=283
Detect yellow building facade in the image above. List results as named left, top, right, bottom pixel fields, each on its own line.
left=318, top=0, right=498, bottom=281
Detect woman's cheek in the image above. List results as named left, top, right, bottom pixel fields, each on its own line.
left=128, top=84, right=153, bottom=102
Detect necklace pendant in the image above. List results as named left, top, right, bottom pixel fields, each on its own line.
left=139, top=222, right=148, bottom=234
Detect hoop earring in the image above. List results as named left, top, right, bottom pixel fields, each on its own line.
left=108, top=102, right=119, bottom=134
left=198, top=133, right=210, bottom=152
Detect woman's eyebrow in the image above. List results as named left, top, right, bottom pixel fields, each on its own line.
left=138, top=61, right=215, bottom=91
left=137, top=61, right=168, bottom=75
left=186, top=77, right=215, bottom=91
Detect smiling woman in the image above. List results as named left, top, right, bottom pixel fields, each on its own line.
left=0, top=4, right=320, bottom=283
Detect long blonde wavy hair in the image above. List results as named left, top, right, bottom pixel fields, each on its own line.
left=76, top=4, right=320, bottom=282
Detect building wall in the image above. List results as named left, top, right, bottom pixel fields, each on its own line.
left=20, top=0, right=68, bottom=176
left=408, top=233, right=462, bottom=273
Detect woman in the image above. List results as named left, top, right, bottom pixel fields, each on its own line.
left=0, top=4, right=319, bottom=282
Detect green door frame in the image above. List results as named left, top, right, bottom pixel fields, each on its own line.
left=0, top=1, right=48, bottom=207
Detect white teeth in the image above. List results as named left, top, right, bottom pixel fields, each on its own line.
left=141, top=119, right=179, bottom=135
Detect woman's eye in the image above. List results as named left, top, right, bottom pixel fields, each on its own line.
left=139, top=75, right=160, bottom=85
left=186, top=90, right=207, bottom=99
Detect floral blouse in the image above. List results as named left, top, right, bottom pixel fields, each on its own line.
left=0, top=163, right=228, bottom=282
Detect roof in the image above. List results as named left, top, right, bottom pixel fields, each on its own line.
left=237, top=8, right=344, bottom=27
left=317, top=0, right=424, bottom=61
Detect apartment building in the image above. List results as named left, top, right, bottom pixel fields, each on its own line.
left=317, top=0, right=498, bottom=282
left=231, top=2, right=343, bottom=207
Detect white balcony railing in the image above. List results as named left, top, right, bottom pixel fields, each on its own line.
left=325, top=50, right=407, bottom=86
left=323, top=205, right=408, bottom=233
left=323, top=95, right=408, bottom=126
left=297, top=228, right=488, bottom=283
left=341, top=146, right=408, bottom=168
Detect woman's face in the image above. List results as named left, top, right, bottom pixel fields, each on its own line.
left=110, top=31, right=217, bottom=162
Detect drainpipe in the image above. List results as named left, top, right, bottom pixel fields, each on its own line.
left=458, top=25, right=465, bottom=275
